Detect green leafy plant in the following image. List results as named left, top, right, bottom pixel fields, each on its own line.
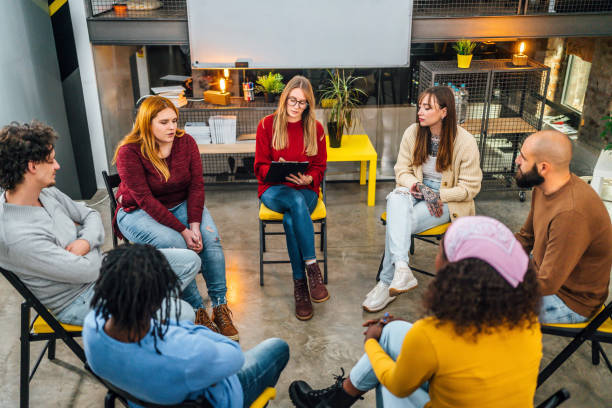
left=452, top=39, right=477, bottom=55
left=255, top=72, right=285, bottom=95
left=601, top=115, right=612, bottom=151
left=319, top=70, right=367, bottom=136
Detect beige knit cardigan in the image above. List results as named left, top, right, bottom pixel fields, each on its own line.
left=394, top=123, right=482, bottom=221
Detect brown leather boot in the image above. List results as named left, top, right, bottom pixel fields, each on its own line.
left=305, top=262, right=330, bottom=303
left=294, top=279, right=313, bottom=320
left=194, top=308, right=219, bottom=333
left=213, top=304, right=239, bottom=341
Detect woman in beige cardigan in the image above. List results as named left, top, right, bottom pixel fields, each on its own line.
left=363, top=86, right=482, bottom=312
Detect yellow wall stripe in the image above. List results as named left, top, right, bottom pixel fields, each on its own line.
left=49, top=0, right=68, bottom=16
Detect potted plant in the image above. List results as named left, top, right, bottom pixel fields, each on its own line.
left=255, top=72, right=285, bottom=103
left=319, top=70, right=367, bottom=148
left=453, top=39, right=477, bottom=69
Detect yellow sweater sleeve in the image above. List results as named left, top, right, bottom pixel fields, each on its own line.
left=364, top=321, right=438, bottom=398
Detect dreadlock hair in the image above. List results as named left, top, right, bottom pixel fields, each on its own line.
left=90, top=243, right=181, bottom=353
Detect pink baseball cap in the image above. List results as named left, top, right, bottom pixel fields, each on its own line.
left=443, top=216, right=529, bottom=288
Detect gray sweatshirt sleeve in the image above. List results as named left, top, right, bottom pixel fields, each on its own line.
left=47, top=187, right=105, bottom=248
left=5, top=232, right=102, bottom=284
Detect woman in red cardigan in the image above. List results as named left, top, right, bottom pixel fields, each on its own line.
left=113, top=96, right=238, bottom=340
left=255, top=75, right=328, bottom=321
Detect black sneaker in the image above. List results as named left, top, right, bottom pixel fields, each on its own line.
left=289, top=369, right=361, bottom=408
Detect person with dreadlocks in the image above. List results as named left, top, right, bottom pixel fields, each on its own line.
left=83, top=244, right=290, bottom=408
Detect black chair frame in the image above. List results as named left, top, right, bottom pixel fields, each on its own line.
left=0, top=266, right=86, bottom=408
left=259, top=178, right=328, bottom=286
left=85, top=364, right=212, bottom=408
left=102, top=170, right=121, bottom=248
left=375, top=217, right=444, bottom=281
left=537, top=302, right=612, bottom=387
left=536, top=388, right=570, bottom=408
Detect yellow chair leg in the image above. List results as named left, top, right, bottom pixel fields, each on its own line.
left=250, top=387, right=276, bottom=408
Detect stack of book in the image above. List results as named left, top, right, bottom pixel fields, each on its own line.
left=184, top=122, right=211, bottom=144
left=209, top=115, right=237, bottom=144
left=151, top=85, right=187, bottom=108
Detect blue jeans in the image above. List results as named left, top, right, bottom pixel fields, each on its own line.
left=260, top=186, right=319, bottom=280
left=55, top=248, right=200, bottom=325
left=237, top=338, right=290, bottom=408
left=540, top=294, right=589, bottom=324
left=117, top=201, right=227, bottom=308
left=349, top=321, right=430, bottom=408
left=379, top=180, right=450, bottom=285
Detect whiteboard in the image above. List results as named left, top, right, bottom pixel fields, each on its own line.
left=187, top=0, right=412, bottom=68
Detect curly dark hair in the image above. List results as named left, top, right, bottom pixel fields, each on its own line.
left=0, top=121, right=58, bottom=190
left=90, top=244, right=181, bottom=353
left=423, top=252, right=540, bottom=339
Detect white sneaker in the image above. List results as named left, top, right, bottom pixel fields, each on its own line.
left=389, top=265, right=418, bottom=296
left=362, top=282, right=396, bottom=313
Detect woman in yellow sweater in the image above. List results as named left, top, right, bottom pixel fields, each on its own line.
left=290, top=216, right=542, bottom=408
left=364, top=86, right=482, bottom=313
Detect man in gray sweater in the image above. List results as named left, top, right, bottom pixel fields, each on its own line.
left=0, top=122, right=201, bottom=325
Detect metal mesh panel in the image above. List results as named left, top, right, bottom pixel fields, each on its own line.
left=413, top=0, right=521, bottom=16
left=526, top=0, right=612, bottom=14
left=418, top=59, right=550, bottom=191
left=198, top=153, right=257, bottom=184
left=179, top=105, right=275, bottom=137
left=180, top=104, right=275, bottom=183
left=90, top=0, right=186, bottom=18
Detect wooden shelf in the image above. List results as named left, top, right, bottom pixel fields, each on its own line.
left=463, top=117, right=537, bottom=135
left=198, top=142, right=255, bottom=154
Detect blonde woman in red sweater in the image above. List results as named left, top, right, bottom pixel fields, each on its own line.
left=113, top=96, right=238, bottom=340
left=255, top=76, right=328, bottom=321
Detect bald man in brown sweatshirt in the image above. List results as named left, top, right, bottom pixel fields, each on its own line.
left=514, top=130, right=612, bottom=323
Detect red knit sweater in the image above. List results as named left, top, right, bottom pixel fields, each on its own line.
left=254, top=115, right=327, bottom=197
left=115, top=133, right=204, bottom=235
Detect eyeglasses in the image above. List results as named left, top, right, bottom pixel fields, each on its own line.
left=287, top=97, right=308, bottom=109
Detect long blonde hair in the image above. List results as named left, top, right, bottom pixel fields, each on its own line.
left=272, top=75, right=319, bottom=156
left=113, top=96, right=184, bottom=181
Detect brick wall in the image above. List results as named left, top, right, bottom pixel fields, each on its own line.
left=578, top=38, right=612, bottom=150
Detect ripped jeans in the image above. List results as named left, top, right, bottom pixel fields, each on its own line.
left=379, top=180, right=450, bottom=285
left=117, top=201, right=227, bottom=308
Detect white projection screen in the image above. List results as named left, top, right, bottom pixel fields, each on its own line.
left=187, top=0, right=413, bottom=68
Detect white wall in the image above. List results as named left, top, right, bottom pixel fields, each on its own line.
left=68, top=0, right=109, bottom=188
left=0, top=0, right=80, bottom=197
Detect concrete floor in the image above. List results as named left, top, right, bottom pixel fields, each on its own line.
left=1, top=145, right=611, bottom=407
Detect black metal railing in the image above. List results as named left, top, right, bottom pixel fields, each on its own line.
left=413, top=0, right=612, bottom=17
left=89, top=0, right=611, bottom=20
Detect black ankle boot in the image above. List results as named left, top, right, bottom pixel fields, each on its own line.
left=289, top=369, right=361, bottom=408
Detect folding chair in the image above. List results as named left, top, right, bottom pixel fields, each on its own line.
left=88, top=363, right=276, bottom=408
left=375, top=211, right=450, bottom=280
left=537, top=302, right=612, bottom=387
left=258, top=179, right=327, bottom=286
left=0, top=266, right=85, bottom=408
left=102, top=170, right=122, bottom=248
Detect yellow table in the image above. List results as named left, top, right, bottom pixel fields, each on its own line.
left=326, top=134, right=378, bottom=206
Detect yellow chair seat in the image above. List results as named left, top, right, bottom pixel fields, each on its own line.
left=380, top=212, right=450, bottom=236
left=542, top=306, right=612, bottom=333
left=33, top=315, right=82, bottom=334
left=250, top=387, right=276, bottom=408
left=260, top=198, right=326, bottom=221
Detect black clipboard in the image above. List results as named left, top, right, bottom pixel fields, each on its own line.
left=264, top=161, right=309, bottom=183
